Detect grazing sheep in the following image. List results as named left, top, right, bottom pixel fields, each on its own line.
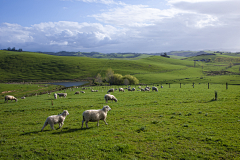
left=119, top=88, right=125, bottom=92
left=81, top=105, right=111, bottom=128
left=91, top=89, right=98, bottom=92
left=74, top=91, right=80, bottom=95
left=161, top=86, right=163, bottom=88
left=21, top=97, right=25, bottom=99
left=104, top=94, right=118, bottom=103
left=132, top=88, right=136, bottom=91
left=5, top=95, right=18, bottom=103
left=145, top=88, right=150, bottom=91
left=107, top=88, right=114, bottom=93
left=152, top=86, right=158, bottom=92
left=141, top=88, right=145, bottom=92
left=80, top=91, right=85, bottom=93
left=57, top=93, right=67, bottom=98
left=41, top=110, right=69, bottom=131
left=128, top=88, right=132, bottom=91
left=54, top=93, right=57, bottom=99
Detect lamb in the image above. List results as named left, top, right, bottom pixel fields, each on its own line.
left=21, top=97, right=25, bottom=99
left=41, top=110, right=69, bottom=131
left=91, top=89, right=98, bottom=92
left=5, top=95, right=18, bottom=103
left=57, top=93, right=67, bottom=98
left=81, top=105, right=111, bottom=128
left=54, top=93, right=57, bottom=99
left=104, top=94, right=118, bottom=103
left=107, top=88, right=114, bottom=93
left=74, top=91, right=80, bottom=95
left=152, top=86, right=158, bottom=92
left=119, top=88, right=125, bottom=92
left=80, top=91, right=85, bottom=93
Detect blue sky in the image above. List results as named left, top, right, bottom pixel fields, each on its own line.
left=0, top=0, right=240, bottom=53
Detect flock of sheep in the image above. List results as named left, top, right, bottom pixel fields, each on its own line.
left=4, top=85, right=160, bottom=131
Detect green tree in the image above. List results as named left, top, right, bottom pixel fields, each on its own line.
left=105, top=68, right=114, bottom=83
left=123, top=79, right=129, bottom=85
left=109, top=74, right=123, bottom=85
left=122, top=75, right=139, bottom=85
left=95, top=73, right=102, bottom=84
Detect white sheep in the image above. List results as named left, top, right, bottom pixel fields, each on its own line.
left=41, top=110, right=69, bottom=131
left=57, top=93, right=67, bottom=98
left=80, top=91, right=85, bottom=93
left=81, top=105, right=111, bottom=128
left=145, top=87, right=150, bottom=91
left=5, top=95, right=18, bottom=103
left=107, top=88, right=114, bottom=93
left=21, top=97, right=25, bottom=99
left=54, top=93, right=57, bottom=99
left=132, top=88, right=136, bottom=91
left=119, top=88, right=125, bottom=92
left=152, top=86, right=158, bottom=92
left=104, top=94, right=118, bottom=103
left=74, top=91, right=80, bottom=95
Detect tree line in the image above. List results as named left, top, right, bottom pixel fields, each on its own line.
left=94, top=68, right=139, bottom=85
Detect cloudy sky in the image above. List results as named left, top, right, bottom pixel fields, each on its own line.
left=0, top=0, right=239, bottom=53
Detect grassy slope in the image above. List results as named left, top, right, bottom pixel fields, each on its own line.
left=0, top=84, right=239, bottom=159
left=0, top=50, right=240, bottom=84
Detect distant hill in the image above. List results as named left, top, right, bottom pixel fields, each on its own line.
left=1, top=50, right=240, bottom=84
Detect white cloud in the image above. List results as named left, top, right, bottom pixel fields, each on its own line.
left=91, top=4, right=180, bottom=27
left=1, top=0, right=240, bottom=52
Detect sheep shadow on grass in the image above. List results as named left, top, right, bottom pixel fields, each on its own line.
left=20, top=130, right=41, bottom=136
left=51, top=127, right=90, bottom=134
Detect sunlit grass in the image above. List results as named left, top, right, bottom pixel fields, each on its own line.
left=0, top=84, right=240, bottom=159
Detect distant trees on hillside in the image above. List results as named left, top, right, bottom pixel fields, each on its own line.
left=6, top=47, right=22, bottom=52
left=96, top=68, right=139, bottom=85
left=161, top=53, right=170, bottom=58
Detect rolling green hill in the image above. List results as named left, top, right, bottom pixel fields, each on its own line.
left=0, top=50, right=240, bottom=84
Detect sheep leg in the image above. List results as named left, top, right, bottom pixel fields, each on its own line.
left=97, top=121, right=99, bottom=127
left=104, top=119, right=108, bottom=125
left=81, top=120, right=85, bottom=128
left=41, top=122, right=48, bottom=131
left=86, top=121, right=89, bottom=128
left=49, top=123, right=55, bottom=130
left=59, top=122, right=63, bottom=129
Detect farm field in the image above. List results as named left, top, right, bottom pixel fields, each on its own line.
left=1, top=83, right=240, bottom=159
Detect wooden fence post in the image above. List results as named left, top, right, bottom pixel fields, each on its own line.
left=180, top=83, right=181, bottom=88
left=169, top=83, right=170, bottom=88
left=193, top=83, right=194, bottom=88
left=208, top=83, right=209, bottom=89
left=226, top=83, right=228, bottom=89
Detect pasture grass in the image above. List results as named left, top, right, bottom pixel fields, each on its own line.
left=0, top=83, right=62, bottom=100
left=1, top=84, right=240, bottom=159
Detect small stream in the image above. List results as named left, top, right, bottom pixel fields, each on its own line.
left=48, top=81, right=89, bottom=87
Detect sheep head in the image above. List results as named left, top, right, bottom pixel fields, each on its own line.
left=102, top=105, right=111, bottom=112
left=62, top=110, right=69, bottom=116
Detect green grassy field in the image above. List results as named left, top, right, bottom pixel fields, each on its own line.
left=0, top=84, right=240, bottom=159
left=1, top=50, right=240, bottom=84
